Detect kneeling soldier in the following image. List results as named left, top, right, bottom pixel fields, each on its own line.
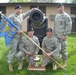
left=42, top=28, right=61, bottom=70
left=16, top=28, right=39, bottom=70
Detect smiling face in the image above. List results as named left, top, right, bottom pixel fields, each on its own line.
left=28, top=31, right=34, bottom=37
left=46, top=31, right=52, bottom=37
left=58, top=5, right=64, bottom=13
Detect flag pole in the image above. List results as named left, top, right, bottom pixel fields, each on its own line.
left=0, top=12, right=64, bottom=69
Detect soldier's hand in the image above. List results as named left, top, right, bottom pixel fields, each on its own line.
left=17, top=30, right=22, bottom=34
left=46, top=53, right=51, bottom=57
left=27, top=52, right=32, bottom=55
left=62, top=35, right=67, bottom=41
left=33, top=54, right=36, bottom=58
left=43, top=55, right=47, bottom=60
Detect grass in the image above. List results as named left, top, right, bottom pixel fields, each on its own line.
left=0, top=33, right=76, bottom=75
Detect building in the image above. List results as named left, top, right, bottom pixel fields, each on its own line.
left=0, top=3, right=76, bottom=32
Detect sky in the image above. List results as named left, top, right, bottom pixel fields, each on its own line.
left=0, top=0, right=9, bottom=3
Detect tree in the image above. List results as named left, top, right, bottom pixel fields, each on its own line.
left=71, top=0, right=76, bottom=3
left=30, top=0, right=54, bottom=2
left=9, top=0, right=57, bottom=3
left=65, top=0, right=76, bottom=3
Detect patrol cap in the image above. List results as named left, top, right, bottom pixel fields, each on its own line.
left=15, top=5, right=22, bottom=9
left=46, top=28, right=52, bottom=32
left=27, top=28, right=34, bottom=32
left=58, top=3, right=64, bottom=8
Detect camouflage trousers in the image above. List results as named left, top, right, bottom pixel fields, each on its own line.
left=7, top=36, right=21, bottom=64
left=16, top=51, right=35, bottom=65
left=42, top=54, right=59, bottom=66
left=58, top=38, right=68, bottom=60
left=42, top=57, right=51, bottom=66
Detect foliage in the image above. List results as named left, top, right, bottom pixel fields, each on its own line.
left=9, top=0, right=55, bottom=3
left=9, top=0, right=30, bottom=2
left=9, top=0, right=76, bottom=3
left=71, top=0, right=76, bottom=3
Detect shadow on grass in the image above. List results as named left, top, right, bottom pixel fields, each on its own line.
left=68, top=50, right=76, bottom=58
left=68, top=33, right=76, bottom=37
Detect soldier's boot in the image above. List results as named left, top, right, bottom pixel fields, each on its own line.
left=18, top=61, right=23, bottom=70
left=9, top=64, right=13, bottom=72
left=62, top=60, right=66, bottom=68
left=53, top=63, right=57, bottom=70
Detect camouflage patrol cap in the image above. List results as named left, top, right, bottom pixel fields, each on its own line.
left=27, top=28, right=34, bottom=32
left=15, top=5, right=22, bottom=9
left=46, top=28, right=52, bottom=32
left=58, top=3, right=64, bottom=8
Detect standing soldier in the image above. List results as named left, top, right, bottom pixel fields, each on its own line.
left=42, top=28, right=61, bottom=70
left=16, top=28, right=39, bottom=70
left=54, top=3, right=72, bottom=68
left=8, top=5, right=38, bottom=72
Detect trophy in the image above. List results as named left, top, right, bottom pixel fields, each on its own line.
left=34, top=55, right=40, bottom=67
left=27, top=52, right=46, bottom=71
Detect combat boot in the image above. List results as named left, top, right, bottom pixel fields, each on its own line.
left=18, top=61, right=23, bottom=70
left=62, top=60, right=66, bottom=68
left=9, top=64, right=13, bottom=72
left=53, top=63, right=57, bottom=70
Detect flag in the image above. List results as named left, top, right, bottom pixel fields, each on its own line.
left=0, top=15, right=18, bottom=46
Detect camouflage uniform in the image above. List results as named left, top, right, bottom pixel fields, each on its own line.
left=54, top=11, right=72, bottom=60
left=42, top=36, right=61, bottom=66
left=8, top=9, right=35, bottom=64
left=16, top=35, right=39, bottom=65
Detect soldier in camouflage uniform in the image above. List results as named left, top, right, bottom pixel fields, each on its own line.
left=54, top=3, right=72, bottom=68
left=42, top=28, right=61, bottom=70
left=16, top=28, right=39, bottom=70
left=7, top=5, right=38, bottom=72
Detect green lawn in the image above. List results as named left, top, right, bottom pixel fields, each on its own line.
left=0, top=33, right=76, bottom=75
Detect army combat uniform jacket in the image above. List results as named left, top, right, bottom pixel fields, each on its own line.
left=19, top=35, right=39, bottom=55
left=42, top=36, right=61, bottom=59
left=54, top=11, right=72, bottom=38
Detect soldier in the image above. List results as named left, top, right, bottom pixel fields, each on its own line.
left=42, top=28, right=61, bottom=70
left=16, top=28, right=39, bottom=70
left=54, top=3, right=72, bottom=68
left=7, top=5, right=38, bottom=72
